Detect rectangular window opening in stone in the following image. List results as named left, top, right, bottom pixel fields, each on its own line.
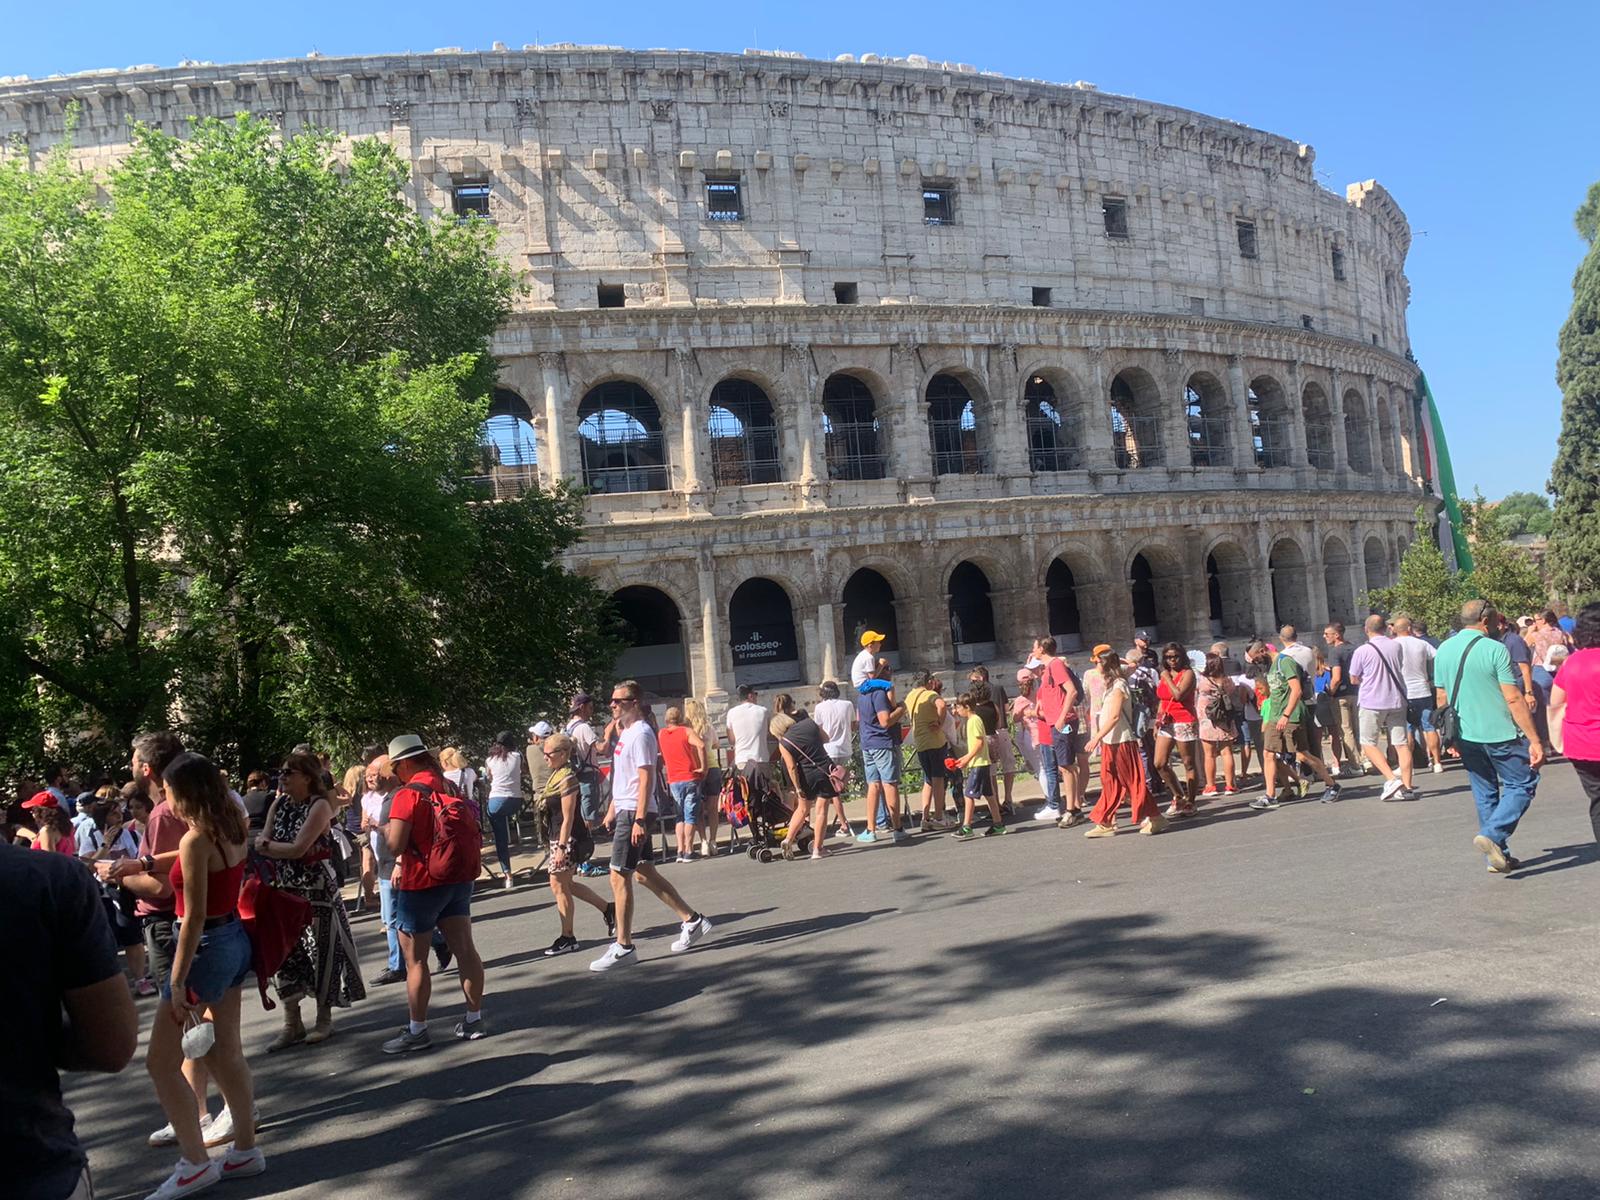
left=1102, top=197, right=1128, bottom=239
left=834, top=281, right=859, bottom=305
left=1301, top=314, right=1314, bottom=330
left=597, top=283, right=625, bottom=309
left=1188, top=296, right=1206, bottom=316
left=1236, top=220, right=1257, bottom=259
left=1371, top=333, right=1380, bottom=345
left=452, top=178, right=491, bottom=221
left=923, top=185, right=955, bottom=226
left=1032, top=286, right=1052, bottom=307
left=705, top=176, right=744, bottom=222
left=1331, top=247, right=1346, bottom=281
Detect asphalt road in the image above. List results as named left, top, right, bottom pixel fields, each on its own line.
left=70, top=759, right=1600, bottom=1200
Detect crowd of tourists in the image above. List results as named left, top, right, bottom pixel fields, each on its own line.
left=7, top=600, right=1600, bottom=1200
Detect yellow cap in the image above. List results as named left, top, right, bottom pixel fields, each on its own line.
left=860, top=630, right=886, bottom=647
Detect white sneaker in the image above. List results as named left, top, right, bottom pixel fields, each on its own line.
left=589, top=942, right=637, bottom=972
left=671, top=915, right=715, bottom=954
left=1379, top=777, right=1405, bottom=802
left=219, top=1147, right=266, bottom=1180
left=1330, top=762, right=1343, bottom=778
left=502, top=875, right=514, bottom=890
left=1432, top=761, right=1445, bottom=775
left=149, top=1121, right=180, bottom=1148
left=1034, top=806, right=1062, bottom=822
left=145, top=1157, right=221, bottom=1200
left=201, top=1105, right=234, bottom=1148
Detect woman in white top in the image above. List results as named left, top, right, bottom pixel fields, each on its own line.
left=1082, top=649, right=1165, bottom=837
left=481, top=731, right=525, bottom=888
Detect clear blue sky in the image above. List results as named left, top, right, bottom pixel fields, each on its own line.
left=6, top=0, right=1589, bottom=501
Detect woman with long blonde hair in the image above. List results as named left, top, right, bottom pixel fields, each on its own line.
left=685, top=698, right=721, bottom=856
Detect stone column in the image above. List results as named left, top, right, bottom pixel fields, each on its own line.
left=889, top=340, right=928, bottom=482
left=539, top=353, right=568, bottom=481
left=988, top=342, right=1027, bottom=480
left=1226, top=354, right=1255, bottom=470
left=696, top=551, right=726, bottom=706
left=1285, top=361, right=1311, bottom=469
left=1253, top=527, right=1277, bottom=632
left=785, top=342, right=821, bottom=492
left=1384, top=386, right=1406, bottom=489
left=1350, top=526, right=1369, bottom=612
left=1159, top=348, right=1191, bottom=471
left=674, top=349, right=705, bottom=498
left=1082, top=348, right=1115, bottom=469
left=1365, top=375, right=1389, bottom=489
left=815, top=603, right=839, bottom=683
left=1307, top=520, right=1330, bottom=628
left=1328, top=367, right=1351, bottom=475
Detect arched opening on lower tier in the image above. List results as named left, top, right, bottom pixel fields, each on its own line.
left=610, top=586, right=688, bottom=701
left=948, top=561, right=998, bottom=664
left=728, top=577, right=802, bottom=687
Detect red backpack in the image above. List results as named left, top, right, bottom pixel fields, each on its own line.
left=403, top=779, right=481, bottom=885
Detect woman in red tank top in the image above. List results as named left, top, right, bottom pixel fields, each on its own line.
left=1153, top=642, right=1201, bottom=817
left=142, top=752, right=264, bottom=1193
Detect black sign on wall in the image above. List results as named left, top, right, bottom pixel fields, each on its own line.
left=728, top=578, right=800, bottom=666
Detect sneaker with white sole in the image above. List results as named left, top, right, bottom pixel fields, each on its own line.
left=1034, top=806, right=1062, bottom=822
left=454, top=1015, right=489, bottom=1041
left=1248, top=796, right=1280, bottom=811
left=590, top=942, right=638, bottom=972
left=219, top=1147, right=266, bottom=1181
left=1431, top=761, right=1445, bottom=774
left=1320, top=784, right=1344, bottom=804
left=149, top=1121, right=180, bottom=1148
left=380, top=1026, right=433, bottom=1054
left=145, top=1156, right=221, bottom=1200
left=202, top=1105, right=237, bottom=1148
left=1379, top=777, right=1405, bottom=802
left=671, top=915, right=714, bottom=954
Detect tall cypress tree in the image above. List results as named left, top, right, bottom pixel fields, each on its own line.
left=1549, top=181, right=1600, bottom=602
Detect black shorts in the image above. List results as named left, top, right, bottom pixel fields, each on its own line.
left=143, top=912, right=177, bottom=981
left=797, top=765, right=836, bottom=800
left=103, top=893, right=144, bottom=949
left=916, top=747, right=948, bottom=782
left=610, top=812, right=657, bottom=874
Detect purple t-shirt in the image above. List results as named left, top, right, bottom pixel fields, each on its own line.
left=1554, top=648, right=1600, bottom=762
left=1349, top=635, right=1407, bottom=712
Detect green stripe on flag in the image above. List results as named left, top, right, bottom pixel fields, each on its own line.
left=1418, top=372, right=1473, bottom=573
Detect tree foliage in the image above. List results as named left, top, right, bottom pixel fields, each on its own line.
left=1492, top=490, right=1552, bottom=539
left=0, top=117, right=620, bottom=772
left=1459, top=498, right=1548, bottom=620
left=1549, top=179, right=1600, bottom=602
left=1365, top=510, right=1473, bottom=636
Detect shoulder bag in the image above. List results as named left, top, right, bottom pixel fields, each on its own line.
left=1436, top=635, right=1484, bottom=749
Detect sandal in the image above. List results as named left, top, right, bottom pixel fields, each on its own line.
left=780, top=839, right=797, bottom=861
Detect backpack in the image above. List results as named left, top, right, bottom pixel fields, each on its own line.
left=1125, top=671, right=1158, bottom=720
left=403, top=779, right=481, bottom=885
left=1204, top=680, right=1240, bottom=730
left=564, top=719, right=602, bottom=787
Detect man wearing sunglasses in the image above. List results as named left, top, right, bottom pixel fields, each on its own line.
left=591, top=682, right=715, bottom=972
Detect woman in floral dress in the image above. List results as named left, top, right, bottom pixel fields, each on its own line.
left=254, top=751, right=365, bottom=1051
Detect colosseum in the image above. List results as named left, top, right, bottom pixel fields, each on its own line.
left=0, top=46, right=1433, bottom=706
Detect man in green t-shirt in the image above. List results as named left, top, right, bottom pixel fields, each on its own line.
left=1247, top=641, right=1341, bottom=811
left=1432, top=600, right=1543, bottom=873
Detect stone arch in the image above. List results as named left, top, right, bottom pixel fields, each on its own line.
left=476, top=387, right=539, bottom=499
left=1268, top=536, right=1312, bottom=630
left=1302, top=382, right=1334, bottom=471
left=1248, top=375, right=1292, bottom=469
left=727, top=576, right=803, bottom=686
left=926, top=370, right=989, bottom=476
left=841, top=568, right=902, bottom=662
left=1184, top=371, right=1231, bottom=468
left=1023, top=369, right=1083, bottom=471
left=1110, top=367, right=1164, bottom=468
left=706, top=375, right=783, bottom=486
left=1364, top=535, right=1390, bottom=591
left=948, top=560, right=999, bottom=663
left=821, top=370, right=887, bottom=481
left=1044, top=558, right=1084, bottom=651
left=577, top=379, right=669, bottom=493
left=1203, top=537, right=1255, bottom=638
left=610, top=585, right=689, bottom=701
left=1125, top=542, right=1186, bottom=641
left=1344, top=388, right=1373, bottom=475
left=1323, top=535, right=1356, bottom=626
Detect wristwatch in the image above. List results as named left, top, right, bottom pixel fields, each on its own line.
left=139, top=854, right=154, bottom=873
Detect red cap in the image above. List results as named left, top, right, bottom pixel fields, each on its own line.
left=22, top=790, right=58, bottom=810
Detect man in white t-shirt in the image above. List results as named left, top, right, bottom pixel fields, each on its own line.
left=812, top=680, right=859, bottom=837
left=1391, top=615, right=1443, bottom=774
left=851, top=631, right=885, bottom=689
left=591, top=679, right=715, bottom=972
left=725, top=684, right=770, bottom=778
left=1279, top=625, right=1316, bottom=678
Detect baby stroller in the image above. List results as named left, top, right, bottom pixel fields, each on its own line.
left=725, top=767, right=811, bottom=863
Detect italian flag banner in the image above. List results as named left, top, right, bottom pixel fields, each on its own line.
left=1416, top=371, right=1473, bottom=573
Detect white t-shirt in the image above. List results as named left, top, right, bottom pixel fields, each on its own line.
left=813, top=697, right=857, bottom=758
left=850, top=648, right=876, bottom=689
left=611, top=721, right=658, bottom=812
left=564, top=718, right=598, bottom=769
left=1282, top=642, right=1316, bottom=678
left=726, top=701, right=770, bottom=767
left=483, top=755, right=519, bottom=797
left=445, top=766, right=479, bottom=799
left=1395, top=635, right=1437, bottom=700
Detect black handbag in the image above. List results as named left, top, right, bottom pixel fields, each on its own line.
left=1436, top=635, right=1485, bottom=748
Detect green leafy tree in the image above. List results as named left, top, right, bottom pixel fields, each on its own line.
left=1460, top=497, right=1549, bottom=620
left=0, top=116, right=620, bottom=771
left=1365, top=509, right=1473, bottom=635
left=1549, top=180, right=1600, bottom=602
left=1493, top=490, right=1553, bottom=538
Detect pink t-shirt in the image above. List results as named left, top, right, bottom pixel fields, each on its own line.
left=1554, top=648, right=1600, bottom=762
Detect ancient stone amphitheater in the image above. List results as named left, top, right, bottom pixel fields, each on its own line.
left=0, top=45, right=1432, bottom=703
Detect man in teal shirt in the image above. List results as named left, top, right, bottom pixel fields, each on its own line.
left=1434, top=600, right=1544, bottom=872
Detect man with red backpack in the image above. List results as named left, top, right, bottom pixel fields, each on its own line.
left=381, top=734, right=488, bottom=1053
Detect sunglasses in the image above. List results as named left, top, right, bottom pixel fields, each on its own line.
left=609, top=695, right=635, bottom=705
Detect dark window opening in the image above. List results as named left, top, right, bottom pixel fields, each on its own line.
left=597, top=284, right=625, bottom=309
left=611, top=587, right=688, bottom=699
left=948, top=561, right=997, bottom=660
left=1130, top=553, right=1158, bottom=630
left=1185, top=381, right=1229, bottom=469
left=729, top=578, right=801, bottom=685
left=1025, top=376, right=1080, bottom=471
left=707, top=379, right=782, bottom=487
left=1045, top=559, right=1082, bottom=642
left=842, top=569, right=899, bottom=658
left=452, top=180, right=491, bottom=220
left=1236, top=220, right=1258, bottom=259
left=705, top=176, right=744, bottom=222
left=1103, top=197, right=1129, bottom=239
left=833, top=281, right=859, bottom=305
left=1331, top=247, right=1346, bottom=281
left=923, top=185, right=954, bottom=226
left=1301, top=314, right=1314, bottom=330
left=927, top=374, right=985, bottom=476
left=1032, top=286, right=1052, bottom=307
left=1371, top=333, right=1379, bottom=346
left=1189, top=296, right=1206, bottom=316
left=822, top=374, right=885, bottom=481
left=1110, top=374, right=1162, bottom=469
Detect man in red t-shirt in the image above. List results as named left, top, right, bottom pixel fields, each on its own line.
left=381, top=735, right=487, bottom=1054
left=1030, top=636, right=1086, bottom=826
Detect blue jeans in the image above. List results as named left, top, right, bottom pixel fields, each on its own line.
left=379, top=879, right=445, bottom=970
left=1457, top=737, right=1538, bottom=852
left=487, top=794, right=520, bottom=872
left=1037, top=735, right=1060, bottom=807
left=670, top=780, right=701, bottom=825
